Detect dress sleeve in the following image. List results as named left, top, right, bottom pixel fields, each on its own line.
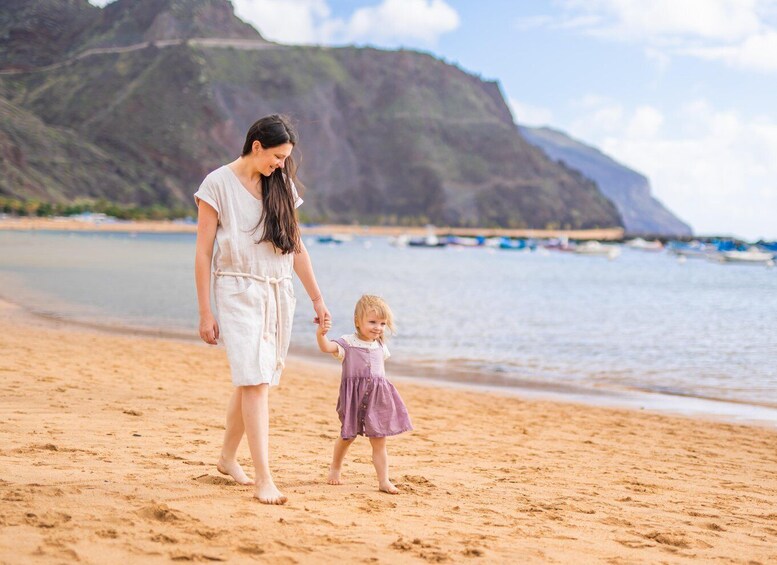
left=382, top=343, right=391, bottom=361
left=290, top=178, right=304, bottom=209
left=194, top=174, right=220, bottom=218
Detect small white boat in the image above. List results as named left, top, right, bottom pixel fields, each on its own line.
left=388, top=234, right=410, bottom=247
left=446, top=235, right=482, bottom=247
left=574, top=241, right=621, bottom=259
left=626, top=237, right=663, bottom=251
left=715, top=247, right=775, bottom=266
left=408, top=234, right=447, bottom=248
left=669, top=241, right=712, bottom=259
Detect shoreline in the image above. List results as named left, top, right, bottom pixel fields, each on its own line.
left=1, top=297, right=776, bottom=563
left=3, top=295, right=776, bottom=429
left=0, top=216, right=625, bottom=240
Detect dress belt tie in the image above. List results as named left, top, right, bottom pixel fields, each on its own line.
left=214, top=270, right=292, bottom=370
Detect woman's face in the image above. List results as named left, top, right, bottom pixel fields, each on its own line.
left=253, top=141, right=293, bottom=177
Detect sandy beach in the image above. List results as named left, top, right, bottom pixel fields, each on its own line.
left=0, top=216, right=625, bottom=241
left=1, top=300, right=775, bottom=564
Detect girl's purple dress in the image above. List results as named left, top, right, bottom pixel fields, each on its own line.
left=333, top=337, right=413, bottom=440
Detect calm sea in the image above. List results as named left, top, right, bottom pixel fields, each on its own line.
left=1, top=230, right=775, bottom=425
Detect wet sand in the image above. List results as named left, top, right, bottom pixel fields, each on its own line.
left=0, top=300, right=775, bottom=564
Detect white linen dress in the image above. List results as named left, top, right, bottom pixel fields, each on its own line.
left=194, top=165, right=302, bottom=387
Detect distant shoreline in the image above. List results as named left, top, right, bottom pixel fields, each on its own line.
left=0, top=216, right=624, bottom=240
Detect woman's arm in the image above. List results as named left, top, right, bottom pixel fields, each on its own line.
left=294, top=240, right=331, bottom=324
left=195, top=201, right=219, bottom=344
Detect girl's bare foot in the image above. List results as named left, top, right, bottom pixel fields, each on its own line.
left=379, top=480, right=399, bottom=494
left=217, top=457, right=254, bottom=486
left=327, top=466, right=344, bottom=485
left=254, top=479, right=287, bottom=505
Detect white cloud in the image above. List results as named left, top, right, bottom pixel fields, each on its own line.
left=680, top=30, right=777, bottom=72
left=567, top=96, right=777, bottom=240
left=232, top=0, right=333, bottom=44
left=232, top=0, right=459, bottom=46
left=564, top=0, right=763, bottom=41
left=543, top=0, right=777, bottom=74
left=344, top=0, right=459, bottom=44
left=508, top=99, right=554, bottom=127
left=626, top=105, right=664, bottom=138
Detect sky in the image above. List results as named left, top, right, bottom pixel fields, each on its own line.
left=88, top=0, right=777, bottom=240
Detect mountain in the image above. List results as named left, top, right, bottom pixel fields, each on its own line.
left=0, top=0, right=100, bottom=69
left=0, top=0, right=622, bottom=229
left=0, top=95, right=141, bottom=203
left=519, top=126, right=691, bottom=236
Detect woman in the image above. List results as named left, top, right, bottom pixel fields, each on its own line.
left=194, top=114, right=329, bottom=504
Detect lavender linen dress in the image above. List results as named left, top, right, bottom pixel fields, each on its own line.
left=333, top=337, right=413, bottom=440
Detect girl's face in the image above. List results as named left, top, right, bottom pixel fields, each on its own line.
left=252, top=141, right=293, bottom=177
left=356, top=310, right=387, bottom=342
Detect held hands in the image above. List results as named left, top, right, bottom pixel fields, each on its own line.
left=317, top=317, right=332, bottom=337
left=312, top=296, right=331, bottom=326
left=199, top=312, right=219, bottom=345
left=314, top=307, right=338, bottom=355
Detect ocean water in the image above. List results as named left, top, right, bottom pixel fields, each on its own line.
left=1, top=230, right=775, bottom=424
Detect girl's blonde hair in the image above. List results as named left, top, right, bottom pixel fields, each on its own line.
left=354, top=295, right=396, bottom=337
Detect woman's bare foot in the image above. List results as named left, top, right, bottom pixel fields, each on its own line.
left=217, top=457, right=254, bottom=486
left=254, top=479, right=287, bottom=505
left=327, top=466, right=344, bottom=485
left=379, top=480, right=399, bottom=494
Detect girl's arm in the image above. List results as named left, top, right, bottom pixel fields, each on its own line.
left=293, top=240, right=331, bottom=324
left=316, top=319, right=339, bottom=354
left=195, top=201, right=219, bottom=344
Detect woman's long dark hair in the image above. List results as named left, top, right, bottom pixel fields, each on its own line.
left=243, top=114, right=303, bottom=255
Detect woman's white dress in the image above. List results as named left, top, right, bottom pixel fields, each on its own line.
left=194, top=165, right=302, bottom=387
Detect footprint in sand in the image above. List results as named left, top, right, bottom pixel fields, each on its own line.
left=390, top=537, right=451, bottom=563
left=397, top=474, right=436, bottom=494
left=359, top=499, right=397, bottom=513
left=238, top=544, right=265, bottom=556
left=643, top=531, right=691, bottom=549
left=169, top=552, right=225, bottom=561
left=24, top=511, right=72, bottom=528
left=193, top=474, right=238, bottom=486
left=150, top=533, right=178, bottom=544
left=2, top=489, right=30, bottom=502
left=137, top=503, right=183, bottom=523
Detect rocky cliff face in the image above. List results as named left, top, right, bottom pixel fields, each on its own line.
left=0, top=0, right=622, bottom=229
left=520, top=126, right=692, bottom=236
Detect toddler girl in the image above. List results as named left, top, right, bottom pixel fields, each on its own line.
left=316, top=295, right=413, bottom=494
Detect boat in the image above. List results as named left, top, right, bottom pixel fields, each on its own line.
left=573, top=240, right=621, bottom=259
left=625, top=237, right=663, bottom=251
left=498, top=237, right=534, bottom=251
left=408, top=234, right=447, bottom=248
left=667, top=240, right=714, bottom=259
left=543, top=236, right=575, bottom=252
left=316, top=233, right=352, bottom=244
left=388, top=234, right=410, bottom=247
left=445, top=235, right=484, bottom=247
left=713, top=247, right=775, bottom=266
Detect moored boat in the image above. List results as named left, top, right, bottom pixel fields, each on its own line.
left=625, top=237, right=663, bottom=251
left=573, top=240, right=621, bottom=259
left=713, top=247, right=775, bottom=266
